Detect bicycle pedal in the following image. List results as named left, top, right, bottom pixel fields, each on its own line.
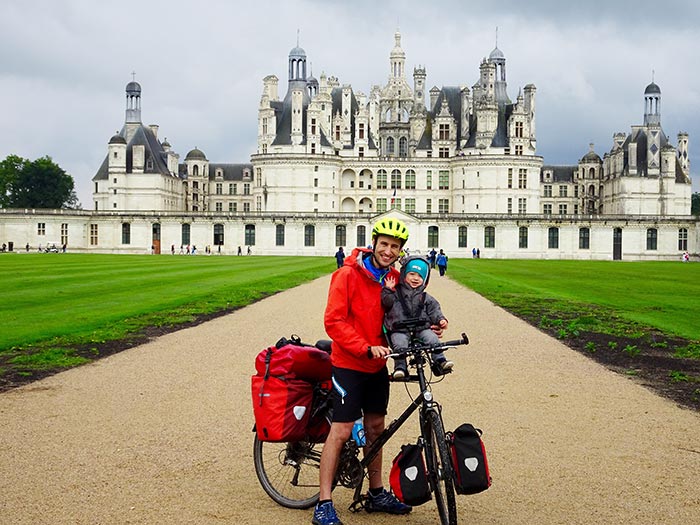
left=349, top=495, right=369, bottom=513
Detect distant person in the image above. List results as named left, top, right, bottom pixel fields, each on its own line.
left=476, top=248, right=480, bottom=259
left=62, top=243, right=66, bottom=253
left=247, top=246, right=252, bottom=255
left=382, top=256, right=453, bottom=379
left=436, top=249, right=448, bottom=276
left=237, top=246, right=242, bottom=256
left=682, top=251, right=690, bottom=262
left=171, top=244, right=175, bottom=255
left=334, top=247, right=345, bottom=268
left=428, top=248, right=437, bottom=269
left=26, top=243, right=30, bottom=252
left=472, top=247, right=477, bottom=258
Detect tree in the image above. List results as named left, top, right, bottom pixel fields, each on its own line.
left=0, top=155, right=28, bottom=208
left=0, top=155, right=78, bottom=209
left=692, top=192, right=700, bottom=216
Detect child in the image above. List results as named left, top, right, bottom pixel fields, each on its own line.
left=381, top=256, right=453, bottom=379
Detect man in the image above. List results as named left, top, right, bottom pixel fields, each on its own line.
left=334, top=246, right=345, bottom=269
left=314, top=218, right=412, bottom=525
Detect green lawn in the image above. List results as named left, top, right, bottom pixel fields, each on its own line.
left=446, top=259, right=700, bottom=341
left=0, top=253, right=333, bottom=352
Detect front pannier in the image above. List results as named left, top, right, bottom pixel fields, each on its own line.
left=389, top=442, right=432, bottom=506
left=449, top=423, right=492, bottom=495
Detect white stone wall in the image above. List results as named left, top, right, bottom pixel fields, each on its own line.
left=2, top=209, right=697, bottom=261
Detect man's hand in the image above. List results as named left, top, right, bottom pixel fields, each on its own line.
left=430, top=324, right=444, bottom=338
left=384, top=275, right=396, bottom=290
left=368, top=345, right=392, bottom=359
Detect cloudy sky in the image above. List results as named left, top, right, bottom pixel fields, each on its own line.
left=1, top=0, right=699, bottom=207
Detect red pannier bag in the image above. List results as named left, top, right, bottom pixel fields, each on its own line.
left=252, top=375, right=313, bottom=442
left=254, top=343, right=331, bottom=382
left=389, top=443, right=432, bottom=506
left=449, top=423, right=492, bottom=494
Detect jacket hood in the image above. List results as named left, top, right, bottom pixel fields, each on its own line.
left=399, top=255, right=431, bottom=292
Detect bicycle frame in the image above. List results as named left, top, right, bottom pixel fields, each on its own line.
left=344, top=329, right=468, bottom=511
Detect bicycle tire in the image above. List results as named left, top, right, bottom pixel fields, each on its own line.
left=425, top=410, right=458, bottom=525
left=252, top=436, right=321, bottom=509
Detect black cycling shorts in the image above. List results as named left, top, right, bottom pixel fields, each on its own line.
left=330, top=366, right=390, bottom=423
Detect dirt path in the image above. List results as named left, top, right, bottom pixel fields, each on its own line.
left=1, top=273, right=699, bottom=525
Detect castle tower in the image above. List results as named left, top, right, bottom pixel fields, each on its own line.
left=124, top=79, right=142, bottom=142
left=677, top=132, right=689, bottom=175
left=413, top=66, right=426, bottom=109
left=643, top=81, right=661, bottom=127
left=390, top=30, right=406, bottom=79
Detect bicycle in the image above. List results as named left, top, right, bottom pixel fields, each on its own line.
left=253, top=321, right=470, bottom=525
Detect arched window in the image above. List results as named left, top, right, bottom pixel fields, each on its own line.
left=193, top=165, right=199, bottom=176
left=377, top=169, right=388, bottom=189
left=519, top=226, right=528, bottom=249
left=385, top=109, right=392, bottom=122
left=245, top=224, right=256, bottom=246
left=335, top=225, right=347, bottom=247
left=646, top=228, right=658, bottom=250
left=679, top=228, right=688, bottom=251
left=458, top=226, right=468, bottom=248
left=391, top=169, right=401, bottom=189
left=213, top=223, right=224, bottom=246
left=304, top=225, right=315, bottom=247
left=579, top=227, right=590, bottom=249
left=276, top=224, right=285, bottom=246
left=405, top=169, right=416, bottom=189
left=548, top=227, right=559, bottom=249
left=386, top=137, right=395, bottom=155
left=428, top=226, right=439, bottom=248
left=484, top=226, right=495, bottom=248
left=181, top=223, right=191, bottom=245
left=357, top=225, right=366, bottom=247
left=399, top=137, right=408, bottom=157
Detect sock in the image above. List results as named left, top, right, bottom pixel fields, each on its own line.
left=318, top=499, right=332, bottom=505
left=369, top=487, right=384, bottom=497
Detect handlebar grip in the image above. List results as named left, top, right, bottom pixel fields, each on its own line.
left=442, top=333, right=469, bottom=346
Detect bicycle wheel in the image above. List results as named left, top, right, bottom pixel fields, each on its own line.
left=253, top=436, right=322, bottom=509
left=425, top=410, right=458, bottom=525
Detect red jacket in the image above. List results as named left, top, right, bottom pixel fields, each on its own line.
left=324, top=247, right=400, bottom=373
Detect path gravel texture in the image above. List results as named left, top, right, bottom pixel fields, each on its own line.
left=1, top=272, right=699, bottom=525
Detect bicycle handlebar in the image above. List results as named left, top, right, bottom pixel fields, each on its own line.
left=384, top=332, right=469, bottom=359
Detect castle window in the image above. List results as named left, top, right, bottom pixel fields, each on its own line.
left=519, top=227, right=528, bottom=249
left=548, top=227, right=559, bottom=249
left=359, top=123, right=365, bottom=140
left=515, top=121, right=523, bottom=138
left=518, top=198, right=527, bottom=214
left=458, top=226, right=468, bottom=248
left=304, top=225, right=315, bottom=247
left=646, top=228, right=658, bottom=250
left=544, top=185, right=552, bottom=197
left=428, top=226, right=439, bottom=247
left=559, top=185, right=567, bottom=197
left=245, top=224, right=256, bottom=246
left=438, top=147, right=449, bottom=158
left=439, top=124, right=450, bottom=140
left=391, top=169, right=401, bottom=189
left=90, top=224, right=99, bottom=246
left=515, top=145, right=523, bottom=155
left=438, top=171, right=449, bottom=190
left=121, top=223, right=131, bottom=244
left=518, top=169, right=527, bottom=189
left=386, top=137, right=395, bottom=155
left=405, top=169, right=416, bottom=189
left=679, top=228, right=688, bottom=251
left=579, top=228, right=590, bottom=249
left=377, top=169, right=388, bottom=189
left=276, top=224, right=285, bottom=246
left=399, top=137, right=408, bottom=157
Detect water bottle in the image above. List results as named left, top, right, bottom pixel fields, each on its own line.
left=352, top=418, right=366, bottom=447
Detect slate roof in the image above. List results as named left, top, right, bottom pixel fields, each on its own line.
left=93, top=124, right=172, bottom=181
left=541, top=165, right=576, bottom=183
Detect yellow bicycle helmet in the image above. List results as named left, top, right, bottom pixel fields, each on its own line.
left=372, top=218, right=409, bottom=246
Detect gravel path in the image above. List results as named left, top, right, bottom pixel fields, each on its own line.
left=1, top=273, right=699, bottom=525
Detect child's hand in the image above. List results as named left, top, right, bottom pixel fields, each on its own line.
left=439, top=318, right=448, bottom=329
left=385, top=275, right=396, bottom=289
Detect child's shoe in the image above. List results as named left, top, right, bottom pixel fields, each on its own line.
left=392, top=363, right=408, bottom=380
left=432, top=356, right=454, bottom=376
